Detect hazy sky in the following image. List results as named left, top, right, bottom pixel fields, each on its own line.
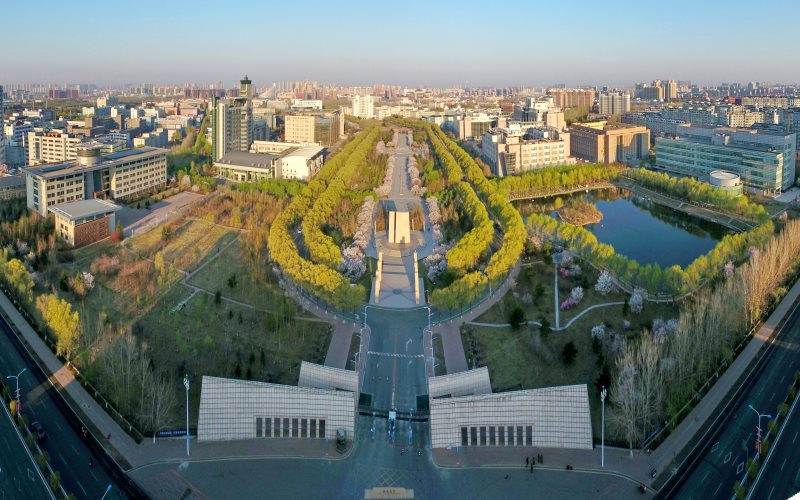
left=4, top=0, right=798, bottom=88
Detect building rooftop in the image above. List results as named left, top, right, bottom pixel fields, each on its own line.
left=48, top=199, right=121, bottom=221
left=22, top=147, right=168, bottom=179
left=0, top=174, right=25, bottom=189
left=216, top=151, right=278, bottom=169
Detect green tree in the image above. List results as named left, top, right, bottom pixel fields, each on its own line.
left=171, top=130, right=183, bottom=143
left=562, top=341, right=578, bottom=365
left=35, top=294, right=80, bottom=359
left=509, top=305, right=526, bottom=329
left=539, top=316, right=551, bottom=338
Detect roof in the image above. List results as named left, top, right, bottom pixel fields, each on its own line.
left=22, top=147, right=167, bottom=179
left=48, top=199, right=121, bottom=221
left=280, top=145, right=325, bottom=159
left=0, top=175, right=25, bottom=189
left=216, top=151, right=278, bottom=169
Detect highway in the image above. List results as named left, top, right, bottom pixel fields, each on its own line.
left=748, top=379, right=800, bottom=500
left=0, top=314, right=127, bottom=499
left=0, top=387, right=52, bottom=500
left=668, top=297, right=800, bottom=499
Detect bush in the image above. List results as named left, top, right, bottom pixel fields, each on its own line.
left=509, top=306, right=526, bottom=329
left=48, top=470, right=61, bottom=491
left=562, top=342, right=578, bottom=365
left=214, top=290, right=222, bottom=304
left=36, top=451, right=50, bottom=469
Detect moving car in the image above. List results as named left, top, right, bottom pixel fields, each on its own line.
left=30, top=421, right=46, bottom=442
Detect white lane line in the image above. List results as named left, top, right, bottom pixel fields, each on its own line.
left=71, top=444, right=80, bottom=456
left=793, top=432, right=798, bottom=444
left=780, top=375, right=786, bottom=384
left=58, top=452, right=67, bottom=465
left=53, top=420, right=63, bottom=431
left=714, top=483, right=722, bottom=495
left=90, top=469, right=99, bottom=481
left=767, top=485, right=775, bottom=500
left=781, top=458, right=787, bottom=471
left=77, top=480, right=87, bottom=495
left=771, top=391, right=776, bottom=401
left=702, top=470, right=710, bottom=482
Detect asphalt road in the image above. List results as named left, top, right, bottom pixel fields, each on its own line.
left=748, top=385, right=800, bottom=500
left=0, top=394, right=52, bottom=500
left=670, top=299, right=800, bottom=499
left=0, top=315, right=126, bottom=499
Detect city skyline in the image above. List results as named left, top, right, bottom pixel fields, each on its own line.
left=4, top=0, right=799, bottom=87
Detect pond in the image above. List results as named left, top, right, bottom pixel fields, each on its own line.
left=515, top=188, right=730, bottom=268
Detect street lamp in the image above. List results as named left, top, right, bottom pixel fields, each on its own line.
left=600, top=387, right=607, bottom=467
left=6, top=368, right=27, bottom=416
left=101, top=484, right=112, bottom=500
left=184, top=375, right=190, bottom=457
left=747, top=404, right=772, bottom=456
left=424, top=306, right=432, bottom=333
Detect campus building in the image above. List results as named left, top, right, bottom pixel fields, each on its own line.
left=284, top=109, right=343, bottom=146
left=198, top=363, right=357, bottom=442
left=654, top=124, right=796, bottom=196
left=0, top=174, right=26, bottom=200
left=216, top=141, right=325, bottom=181
left=22, top=145, right=168, bottom=216
left=427, top=368, right=593, bottom=450
left=50, top=198, right=121, bottom=247
left=569, top=121, right=650, bottom=164
left=27, top=130, right=85, bottom=165
left=212, top=76, right=254, bottom=161
left=481, top=124, right=573, bottom=176
left=351, top=94, right=375, bottom=119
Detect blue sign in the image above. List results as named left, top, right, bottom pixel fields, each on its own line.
left=156, top=429, right=189, bottom=438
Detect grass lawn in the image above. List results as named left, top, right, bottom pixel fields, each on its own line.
left=187, top=238, right=289, bottom=311
left=135, top=286, right=332, bottom=426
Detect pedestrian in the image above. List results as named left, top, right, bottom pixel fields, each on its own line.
left=529, top=464, right=533, bottom=474
left=88, top=458, right=93, bottom=467
left=505, top=475, right=508, bottom=480
left=525, top=456, right=529, bottom=466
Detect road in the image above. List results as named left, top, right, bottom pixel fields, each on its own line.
left=0, top=315, right=126, bottom=499
left=668, top=297, right=800, bottom=499
left=748, top=383, right=800, bottom=500
left=0, top=391, right=52, bottom=500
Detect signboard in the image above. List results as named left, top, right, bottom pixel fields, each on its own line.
left=156, top=429, right=189, bottom=438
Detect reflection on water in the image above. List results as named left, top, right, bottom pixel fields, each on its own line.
left=515, top=188, right=730, bottom=268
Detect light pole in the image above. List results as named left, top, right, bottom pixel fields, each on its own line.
left=747, top=404, right=772, bottom=456
left=601, top=386, right=607, bottom=468
left=424, top=306, right=432, bottom=333
left=184, top=375, right=190, bottom=457
left=101, top=484, right=112, bottom=499
left=6, top=368, right=27, bottom=416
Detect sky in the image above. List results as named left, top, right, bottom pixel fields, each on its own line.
left=3, top=0, right=799, bottom=88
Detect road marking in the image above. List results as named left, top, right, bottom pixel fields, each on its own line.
left=771, top=391, right=776, bottom=401
left=71, top=444, right=80, bottom=456
left=736, top=462, right=744, bottom=474
left=702, top=470, right=710, bottom=482
left=714, top=483, right=722, bottom=495
left=780, top=375, right=786, bottom=384
left=711, top=441, right=719, bottom=453
left=76, top=480, right=87, bottom=495
left=89, top=469, right=99, bottom=481
left=781, top=458, right=787, bottom=471
left=53, top=420, right=63, bottom=431
left=767, top=485, right=775, bottom=500
left=793, top=432, right=798, bottom=444
left=58, top=452, right=67, bottom=465
left=724, top=451, right=732, bottom=464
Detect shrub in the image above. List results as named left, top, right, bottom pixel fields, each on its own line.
left=509, top=306, right=526, bottom=329
left=562, top=342, right=578, bottom=365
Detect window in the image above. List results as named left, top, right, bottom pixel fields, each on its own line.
left=479, top=427, right=486, bottom=446
left=301, top=418, right=307, bottom=438
left=489, top=427, right=496, bottom=446
left=292, top=418, right=299, bottom=437
left=470, top=427, right=477, bottom=446
left=274, top=418, right=281, bottom=437
left=310, top=419, right=316, bottom=438
left=319, top=419, right=325, bottom=439
left=526, top=426, right=533, bottom=446
left=498, top=426, right=505, bottom=446
left=265, top=417, right=272, bottom=437
left=283, top=418, right=290, bottom=437
left=507, top=426, right=514, bottom=445
left=461, top=427, right=468, bottom=446
left=256, top=417, right=262, bottom=437
left=516, top=426, right=523, bottom=446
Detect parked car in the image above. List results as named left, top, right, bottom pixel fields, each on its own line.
left=30, top=421, right=46, bottom=442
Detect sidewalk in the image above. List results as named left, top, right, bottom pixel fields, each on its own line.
left=325, top=323, right=354, bottom=369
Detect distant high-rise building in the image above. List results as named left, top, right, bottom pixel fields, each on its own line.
left=598, top=92, right=631, bottom=115
left=546, top=88, right=595, bottom=108
left=351, top=95, right=374, bottom=119
left=665, top=80, right=678, bottom=101
left=212, top=75, right=254, bottom=161
left=0, top=85, right=5, bottom=167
